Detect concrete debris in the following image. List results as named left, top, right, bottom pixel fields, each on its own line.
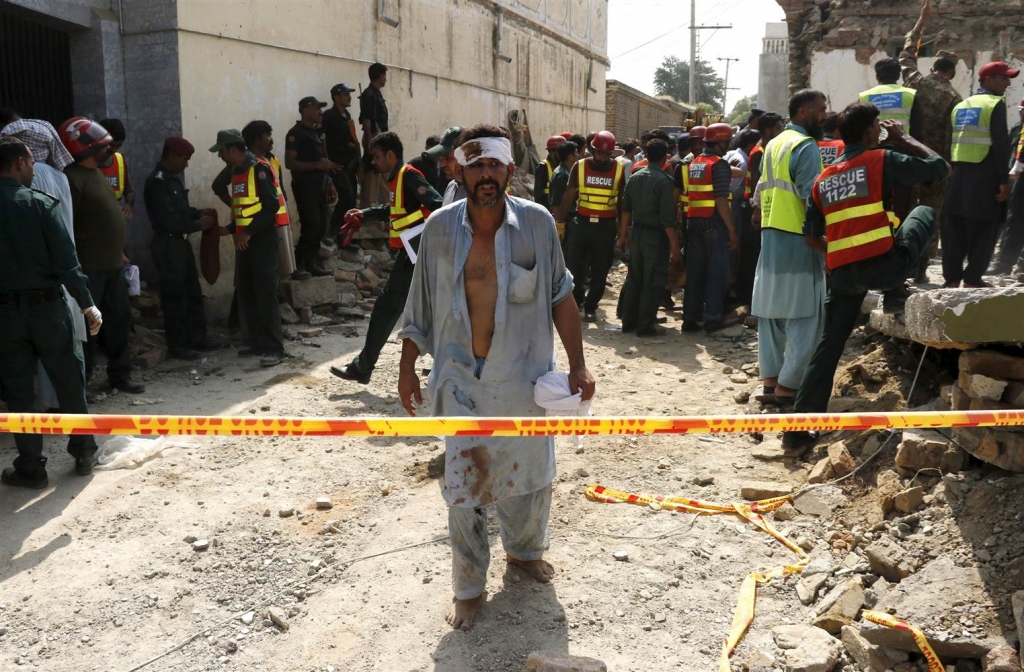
left=773, top=501, right=798, bottom=521
left=692, top=475, right=715, bottom=486
left=895, top=429, right=964, bottom=475
left=793, top=485, right=846, bottom=517
left=740, top=482, right=793, bottom=500
left=860, top=558, right=1013, bottom=659
left=960, top=349, right=1024, bottom=381
left=981, top=647, right=1021, bottom=672
left=840, top=624, right=909, bottom=672
left=192, top=539, right=209, bottom=551
left=279, top=303, right=300, bottom=325
left=267, top=606, right=289, bottom=631
left=525, top=651, right=607, bottom=672
left=808, top=457, right=835, bottom=484
left=280, top=276, right=339, bottom=309
left=958, top=372, right=1009, bottom=401
left=612, top=550, right=629, bottom=562
left=892, top=487, right=925, bottom=514
left=812, top=577, right=864, bottom=634
left=752, top=440, right=791, bottom=462
left=900, top=286, right=1024, bottom=348
left=796, top=572, right=828, bottom=606
left=772, top=624, right=842, bottom=672
left=864, top=537, right=914, bottom=583
left=953, top=427, right=1024, bottom=472
left=826, top=441, right=856, bottom=477
left=278, top=507, right=295, bottom=518
left=297, top=327, right=323, bottom=338
left=315, top=496, right=333, bottom=510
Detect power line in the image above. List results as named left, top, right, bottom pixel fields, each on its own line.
left=610, top=21, right=689, bottom=60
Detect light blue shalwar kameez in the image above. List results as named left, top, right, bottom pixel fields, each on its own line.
left=751, top=124, right=826, bottom=391
left=399, top=195, right=574, bottom=600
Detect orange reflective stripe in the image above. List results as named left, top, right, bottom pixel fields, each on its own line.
left=389, top=164, right=431, bottom=248
left=685, top=155, right=727, bottom=218
left=100, top=152, right=126, bottom=200
left=259, top=156, right=290, bottom=227
left=231, top=166, right=261, bottom=228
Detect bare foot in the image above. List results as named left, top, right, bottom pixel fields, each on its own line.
left=506, top=554, right=556, bottom=583
left=446, top=594, right=484, bottom=631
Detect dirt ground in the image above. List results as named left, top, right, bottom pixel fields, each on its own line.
left=0, top=269, right=1018, bottom=672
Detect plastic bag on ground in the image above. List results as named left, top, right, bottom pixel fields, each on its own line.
left=94, top=436, right=197, bottom=470
left=534, top=371, right=594, bottom=449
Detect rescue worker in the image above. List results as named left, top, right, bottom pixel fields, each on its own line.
left=900, top=0, right=961, bottom=281
left=330, top=132, right=443, bottom=384
left=243, top=119, right=300, bottom=280
left=0, top=136, right=103, bottom=488
left=98, top=118, right=134, bottom=218
left=943, top=61, right=1015, bottom=287
left=209, top=129, right=286, bottom=368
left=60, top=116, right=145, bottom=394
left=557, top=130, right=625, bottom=323
left=818, top=113, right=846, bottom=166
left=751, top=90, right=827, bottom=408
left=784, top=102, right=949, bottom=453
left=535, top=135, right=565, bottom=208
left=631, top=130, right=672, bottom=175
left=409, top=136, right=444, bottom=194
left=286, top=96, right=339, bottom=278
left=683, top=123, right=740, bottom=333
left=549, top=141, right=579, bottom=244
left=143, top=137, right=218, bottom=361
left=618, top=139, right=680, bottom=336
left=859, top=58, right=922, bottom=137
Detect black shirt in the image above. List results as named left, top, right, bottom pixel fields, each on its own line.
left=358, top=86, right=388, bottom=135
left=144, top=163, right=200, bottom=236
left=285, top=122, right=326, bottom=185
left=322, top=106, right=358, bottom=167
left=408, top=154, right=441, bottom=194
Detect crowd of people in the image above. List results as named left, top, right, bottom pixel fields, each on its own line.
left=1, top=0, right=1022, bottom=629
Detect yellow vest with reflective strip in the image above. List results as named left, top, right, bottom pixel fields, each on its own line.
left=951, top=94, right=1002, bottom=164
left=231, top=165, right=261, bottom=228
left=685, top=155, right=732, bottom=218
left=576, top=158, right=624, bottom=218
left=679, top=162, right=690, bottom=206
left=859, top=84, right=917, bottom=135
left=100, top=151, right=126, bottom=200
left=543, top=159, right=554, bottom=196
left=759, top=128, right=821, bottom=234
left=389, top=165, right=429, bottom=247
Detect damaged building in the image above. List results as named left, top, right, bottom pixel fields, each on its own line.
left=773, top=0, right=1024, bottom=109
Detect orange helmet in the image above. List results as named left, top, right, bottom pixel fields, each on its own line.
left=58, top=117, right=113, bottom=160
left=591, top=130, right=617, bottom=153
left=560, top=131, right=573, bottom=139
left=704, top=123, right=734, bottom=143
left=546, top=135, right=567, bottom=150
left=689, top=125, right=708, bottom=140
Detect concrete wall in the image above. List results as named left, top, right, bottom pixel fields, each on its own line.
left=758, top=22, right=789, bottom=116
left=174, top=0, right=608, bottom=312
left=809, top=49, right=1024, bottom=125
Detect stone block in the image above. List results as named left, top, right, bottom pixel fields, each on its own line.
left=864, top=537, right=914, bottom=583
left=860, top=558, right=1013, bottom=659
left=300, top=307, right=313, bottom=324
left=333, top=270, right=358, bottom=283
left=827, top=442, right=857, bottom=477
left=772, top=624, right=842, bottom=672
left=952, top=428, right=1024, bottom=472
left=752, top=439, right=790, bottom=462
left=796, top=572, right=828, bottom=606
left=358, top=267, right=381, bottom=287
left=525, top=651, right=607, bottom=672
left=960, top=349, right=1024, bottom=381
left=958, top=371, right=1009, bottom=401
left=969, top=397, right=1019, bottom=411
left=893, top=487, right=925, bottom=513
left=902, top=287, right=1024, bottom=347
left=813, top=577, right=864, bottom=634
left=981, top=647, right=1021, bottom=672
left=793, top=485, right=846, bottom=517
left=808, top=457, right=834, bottom=484
left=869, top=308, right=912, bottom=341
left=1004, top=381, right=1024, bottom=406
left=280, top=276, right=339, bottom=309
left=279, top=303, right=300, bottom=325
left=952, top=383, right=971, bottom=410
left=895, top=429, right=963, bottom=474
left=740, top=482, right=792, bottom=501
left=841, top=624, right=909, bottom=672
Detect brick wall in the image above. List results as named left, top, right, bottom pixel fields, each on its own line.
left=606, top=79, right=691, bottom=142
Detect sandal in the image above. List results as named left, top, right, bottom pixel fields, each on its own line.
left=754, top=385, right=776, bottom=403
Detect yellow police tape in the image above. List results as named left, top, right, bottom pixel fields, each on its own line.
left=2, top=409, right=1024, bottom=437
left=862, top=611, right=943, bottom=672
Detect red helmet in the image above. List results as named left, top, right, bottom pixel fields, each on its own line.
left=546, top=135, right=567, bottom=150
left=59, top=117, right=113, bottom=160
left=689, top=125, right=708, bottom=140
left=591, top=130, right=617, bottom=153
left=704, top=123, right=734, bottom=143
left=559, top=131, right=573, bottom=139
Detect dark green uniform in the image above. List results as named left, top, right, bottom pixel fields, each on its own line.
left=338, top=165, right=442, bottom=379
left=549, top=163, right=574, bottom=249
left=0, top=177, right=97, bottom=481
left=619, top=166, right=676, bottom=334
left=232, top=154, right=285, bottom=355
left=144, top=163, right=207, bottom=353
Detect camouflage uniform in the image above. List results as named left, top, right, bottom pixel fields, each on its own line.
left=900, top=34, right=962, bottom=279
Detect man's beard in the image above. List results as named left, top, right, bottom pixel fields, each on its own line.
left=468, top=178, right=505, bottom=207
left=805, top=118, right=824, bottom=141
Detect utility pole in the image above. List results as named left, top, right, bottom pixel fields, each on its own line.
left=688, top=0, right=731, bottom=106
left=717, top=57, right=740, bottom=113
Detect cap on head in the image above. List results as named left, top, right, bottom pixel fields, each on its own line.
left=704, top=123, right=733, bottom=143
left=689, top=125, right=707, bottom=140
left=425, top=126, right=464, bottom=158
left=208, top=128, right=245, bottom=152
left=591, top=130, right=616, bottom=153
left=298, top=96, right=328, bottom=112
left=545, top=135, right=567, bottom=150
left=330, top=83, right=355, bottom=98
left=58, top=116, right=113, bottom=160
left=980, top=61, right=1020, bottom=80
left=164, top=136, right=195, bottom=157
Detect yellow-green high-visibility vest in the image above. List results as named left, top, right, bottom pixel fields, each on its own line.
left=758, top=128, right=821, bottom=234
left=950, top=94, right=1003, bottom=164
left=859, top=84, right=917, bottom=135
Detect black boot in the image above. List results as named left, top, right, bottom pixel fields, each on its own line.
left=2, top=460, right=49, bottom=489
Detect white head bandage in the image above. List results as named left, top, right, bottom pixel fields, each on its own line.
left=455, top=137, right=514, bottom=167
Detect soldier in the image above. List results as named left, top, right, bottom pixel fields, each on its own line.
left=210, top=129, right=287, bottom=367
left=617, top=138, right=680, bottom=336
left=286, top=96, right=339, bottom=277
left=0, top=136, right=103, bottom=488
left=900, top=0, right=962, bottom=281
left=143, top=137, right=218, bottom=360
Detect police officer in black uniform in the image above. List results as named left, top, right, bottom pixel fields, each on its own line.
left=322, top=83, right=360, bottom=239
left=0, top=136, right=103, bottom=488
left=144, top=136, right=218, bottom=361
left=286, top=96, right=339, bottom=277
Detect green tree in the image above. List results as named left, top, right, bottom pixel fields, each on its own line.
left=653, top=56, right=725, bottom=112
left=726, top=94, right=758, bottom=125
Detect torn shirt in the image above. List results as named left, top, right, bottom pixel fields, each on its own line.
left=398, top=196, right=573, bottom=508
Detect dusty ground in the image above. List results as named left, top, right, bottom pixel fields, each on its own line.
left=1, top=268, right=1020, bottom=672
